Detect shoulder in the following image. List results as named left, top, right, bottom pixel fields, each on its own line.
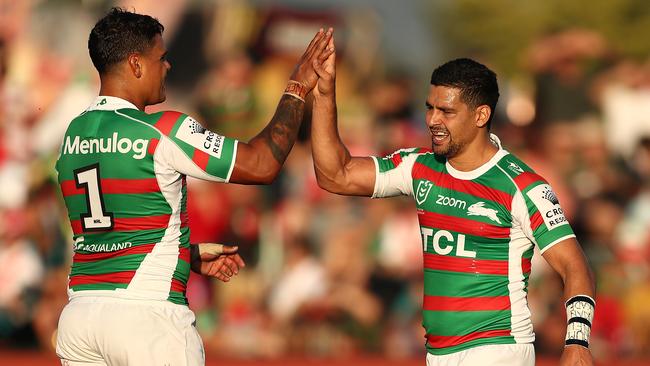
left=375, top=147, right=434, bottom=172
left=121, top=110, right=192, bottom=136
left=495, top=152, right=548, bottom=193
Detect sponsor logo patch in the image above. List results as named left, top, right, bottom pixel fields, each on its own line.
left=435, top=194, right=467, bottom=210
left=416, top=180, right=433, bottom=205
left=62, top=132, right=148, bottom=159
left=507, top=161, right=524, bottom=174
left=176, top=117, right=224, bottom=158
left=527, top=184, right=568, bottom=229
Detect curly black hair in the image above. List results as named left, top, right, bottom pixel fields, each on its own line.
left=430, top=58, right=500, bottom=129
left=88, top=8, right=164, bottom=74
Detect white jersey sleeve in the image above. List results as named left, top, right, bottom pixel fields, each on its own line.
left=372, top=148, right=421, bottom=198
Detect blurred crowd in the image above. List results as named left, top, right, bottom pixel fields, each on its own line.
left=0, top=1, right=649, bottom=363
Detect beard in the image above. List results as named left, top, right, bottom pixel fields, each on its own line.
left=430, top=126, right=462, bottom=158
left=431, top=136, right=462, bottom=158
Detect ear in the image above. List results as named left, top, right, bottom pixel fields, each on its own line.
left=475, top=105, right=491, bottom=128
left=127, top=53, right=142, bottom=78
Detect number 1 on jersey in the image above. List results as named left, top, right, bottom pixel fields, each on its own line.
left=74, top=163, right=114, bottom=231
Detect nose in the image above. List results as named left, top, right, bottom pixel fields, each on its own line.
left=426, top=109, right=442, bottom=127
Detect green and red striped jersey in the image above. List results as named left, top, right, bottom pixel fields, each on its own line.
left=372, top=135, right=575, bottom=355
left=56, top=96, right=238, bottom=305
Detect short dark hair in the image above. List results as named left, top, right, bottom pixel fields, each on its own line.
left=88, top=8, right=164, bottom=74
left=430, top=58, right=499, bottom=129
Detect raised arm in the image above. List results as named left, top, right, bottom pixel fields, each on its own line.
left=311, top=36, right=376, bottom=196
left=542, top=239, right=596, bottom=366
left=229, top=29, right=334, bottom=184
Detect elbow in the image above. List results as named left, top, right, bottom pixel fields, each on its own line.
left=315, top=172, right=345, bottom=195
left=256, top=164, right=280, bottom=185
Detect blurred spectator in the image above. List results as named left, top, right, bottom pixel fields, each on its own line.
left=0, top=209, right=44, bottom=343
left=527, top=28, right=610, bottom=124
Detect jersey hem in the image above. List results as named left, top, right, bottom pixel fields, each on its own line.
left=225, top=140, right=238, bottom=182
left=539, top=234, right=576, bottom=254
left=426, top=336, right=530, bottom=356
left=370, top=156, right=380, bottom=198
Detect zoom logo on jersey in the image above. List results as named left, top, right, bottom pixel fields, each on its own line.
left=527, top=184, right=568, bottom=229
left=435, top=194, right=467, bottom=210
left=62, top=133, right=148, bottom=159
left=176, top=116, right=225, bottom=158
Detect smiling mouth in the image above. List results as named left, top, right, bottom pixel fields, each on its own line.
left=430, top=131, right=449, bottom=144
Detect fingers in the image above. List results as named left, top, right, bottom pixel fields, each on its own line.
left=202, top=254, right=245, bottom=282
left=214, top=271, right=231, bottom=282
left=232, top=253, right=246, bottom=268
left=304, top=28, right=324, bottom=56
left=304, top=28, right=333, bottom=62
left=221, top=256, right=240, bottom=276
left=316, top=36, right=335, bottom=64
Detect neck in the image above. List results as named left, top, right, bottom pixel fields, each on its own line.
left=99, top=75, right=146, bottom=111
left=447, top=134, right=499, bottom=172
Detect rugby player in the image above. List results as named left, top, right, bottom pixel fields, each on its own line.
left=55, top=8, right=333, bottom=365
left=310, top=38, right=595, bottom=366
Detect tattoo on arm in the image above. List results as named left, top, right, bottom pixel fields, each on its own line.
left=261, top=95, right=305, bottom=164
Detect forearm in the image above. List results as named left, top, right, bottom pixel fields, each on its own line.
left=544, top=240, right=596, bottom=354
left=558, top=253, right=595, bottom=301
left=311, top=93, right=352, bottom=191
left=237, top=94, right=305, bottom=184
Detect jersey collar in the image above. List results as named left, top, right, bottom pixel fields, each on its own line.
left=87, top=96, right=139, bottom=111
left=445, top=133, right=508, bottom=180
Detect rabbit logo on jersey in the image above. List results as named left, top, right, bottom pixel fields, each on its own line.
left=527, top=184, right=568, bottom=229
left=176, top=116, right=224, bottom=158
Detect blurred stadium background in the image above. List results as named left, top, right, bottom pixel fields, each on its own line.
left=1, top=0, right=650, bottom=365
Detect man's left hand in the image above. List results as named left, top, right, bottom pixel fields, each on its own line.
left=190, top=243, right=245, bottom=282
left=559, top=345, right=594, bottom=366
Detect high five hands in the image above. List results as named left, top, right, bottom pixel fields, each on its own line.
left=290, top=27, right=335, bottom=93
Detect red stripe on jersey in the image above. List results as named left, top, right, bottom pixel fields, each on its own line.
left=69, top=271, right=136, bottom=286
left=179, top=246, right=190, bottom=264
left=148, top=138, right=159, bottom=155
left=390, top=153, right=403, bottom=166
left=71, top=214, right=171, bottom=234
left=73, top=243, right=156, bottom=262
left=413, top=163, right=513, bottom=210
left=192, top=149, right=210, bottom=171
left=155, top=111, right=183, bottom=136
left=180, top=211, right=189, bottom=228
left=60, top=180, right=83, bottom=196
left=102, top=178, right=160, bottom=194
left=170, top=278, right=186, bottom=293
left=424, top=252, right=508, bottom=275
left=419, top=211, right=510, bottom=239
left=61, top=178, right=160, bottom=196
left=522, top=257, right=532, bottom=275
left=70, top=220, right=82, bottom=235
left=530, top=211, right=544, bottom=231
left=423, top=295, right=510, bottom=311
left=426, top=329, right=511, bottom=348
left=513, top=172, right=546, bottom=191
